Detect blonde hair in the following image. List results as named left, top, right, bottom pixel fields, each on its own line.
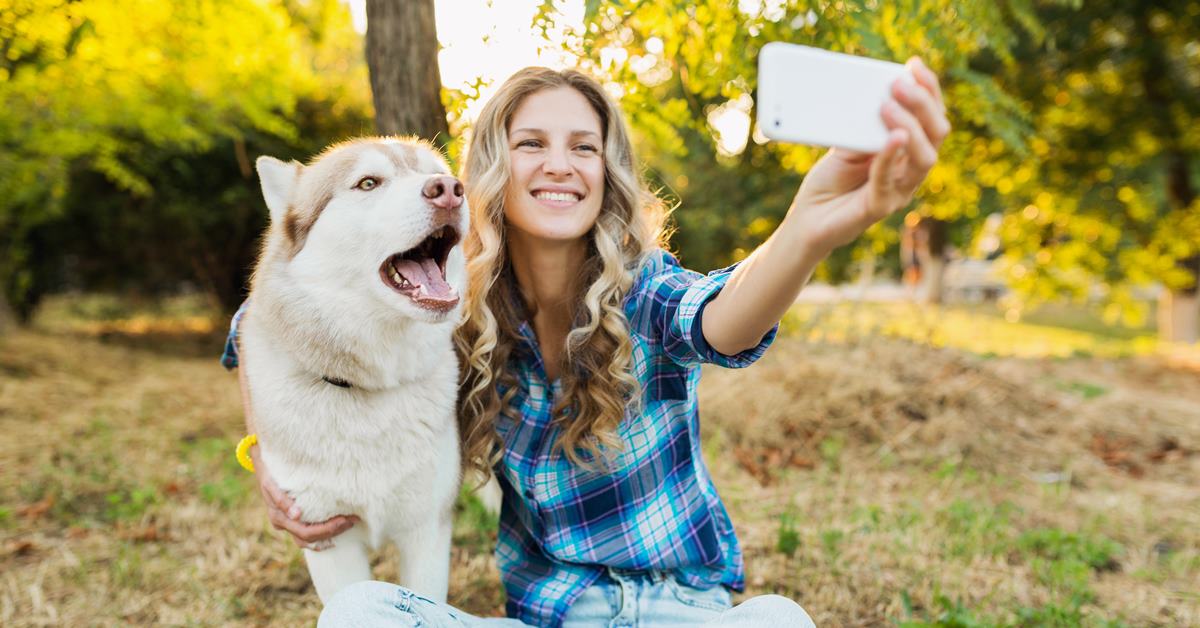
left=456, top=67, right=670, bottom=473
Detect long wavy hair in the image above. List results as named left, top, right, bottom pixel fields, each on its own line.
left=456, top=67, right=670, bottom=474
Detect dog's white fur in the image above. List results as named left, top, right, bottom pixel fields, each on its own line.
left=240, top=138, right=466, bottom=603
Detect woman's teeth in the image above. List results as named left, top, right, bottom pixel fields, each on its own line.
left=534, top=191, right=580, bottom=203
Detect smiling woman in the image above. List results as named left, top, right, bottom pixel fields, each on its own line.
left=455, top=69, right=665, bottom=475
left=314, top=65, right=880, bottom=627
left=228, top=49, right=946, bottom=625
left=504, top=88, right=607, bottom=257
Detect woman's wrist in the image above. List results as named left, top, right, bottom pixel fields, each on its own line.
left=776, top=210, right=836, bottom=271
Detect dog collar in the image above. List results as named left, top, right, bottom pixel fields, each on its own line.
left=322, top=376, right=353, bottom=388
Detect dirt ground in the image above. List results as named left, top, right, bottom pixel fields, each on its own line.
left=1, top=317, right=1197, bottom=626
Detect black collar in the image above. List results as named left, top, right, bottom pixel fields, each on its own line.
left=322, top=376, right=353, bottom=388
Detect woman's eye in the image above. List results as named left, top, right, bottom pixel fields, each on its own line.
left=355, top=177, right=380, bottom=191
left=576, top=144, right=599, bottom=153
left=517, top=139, right=542, bottom=149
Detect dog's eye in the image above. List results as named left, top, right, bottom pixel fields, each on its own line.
left=354, top=177, right=380, bottom=191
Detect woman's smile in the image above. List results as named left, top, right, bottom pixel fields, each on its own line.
left=530, top=186, right=585, bottom=208
left=503, top=86, right=606, bottom=244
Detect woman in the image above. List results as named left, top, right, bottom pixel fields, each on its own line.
left=227, top=62, right=948, bottom=627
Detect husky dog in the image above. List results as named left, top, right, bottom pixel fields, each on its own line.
left=240, top=137, right=466, bottom=603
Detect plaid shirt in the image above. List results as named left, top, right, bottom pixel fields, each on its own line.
left=220, top=249, right=776, bottom=627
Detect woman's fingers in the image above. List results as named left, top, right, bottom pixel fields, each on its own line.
left=829, top=146, right=874, bottom=164
left=881, top=99, right=939, bottom=176
left=247, top=444, right=358, bottom=551
left=264, top=499, right=355, bottom=544
left=262, top=478, right=294, bottom=514
left=906, top=57, right=945, bottom=113
left=902, top=58, right=951, bottom=150
left=867, top=128, right=909, bottom=216
left=266, top=502, right=293, bottom=531
left=254, top=457, right=300, bottom=519
left=892, top=75, right=951, bottom=151
left=275, top=513, right=359, bottom=547
left=287, top=515, right=355, bottom=544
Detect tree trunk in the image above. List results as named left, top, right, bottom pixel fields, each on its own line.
left=921, top=255, right=946, bottom=305
left=902, top=216, right=948, bottom=304
left=1158, top=288, right=1199, bottom=344
left=1161, top=153, right=1198, bottom=344
left=0, top=293, right=12, bottom=335
left=1137, top=8, right=1198, bottom=343
left=365, top=0, right=449, bottom=144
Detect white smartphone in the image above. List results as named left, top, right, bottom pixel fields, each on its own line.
left=757, top=42, right=910, bottom=153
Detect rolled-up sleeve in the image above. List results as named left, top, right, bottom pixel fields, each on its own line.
left=219, top=300, right=249, bottom=371
left=632, top=250, right=777, bottom=369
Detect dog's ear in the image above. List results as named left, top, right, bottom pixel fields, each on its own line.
left=256, top=156, right=302, bottom=224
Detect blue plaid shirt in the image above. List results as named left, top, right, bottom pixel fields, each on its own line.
left=221, top=249, right=776, bottom=627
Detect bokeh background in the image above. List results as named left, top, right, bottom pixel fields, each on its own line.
left=1, top=1, right=1197, bottom=626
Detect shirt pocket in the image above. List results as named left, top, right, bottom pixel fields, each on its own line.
left=649, top=370, right=689, bottom=401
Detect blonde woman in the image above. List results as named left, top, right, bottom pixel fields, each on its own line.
left=226, top=63, right=948, bottom=626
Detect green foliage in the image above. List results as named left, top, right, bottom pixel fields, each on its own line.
left=0, top=0, right=372, bottom=318
left=110, top=541, right=146, bottom=588
left=993, top=2, right=1200, bottom=320
left=1016, top=527, right=1122, bottom=571
left=819, top=527, right=844, bottom=559
left=933, top=459, right=979, bottom=483
left=103, top=486, right=158, bottom=522
left=1054, top=380, right=1109, bottom=400
left=537, top=0, right=1061, bottom=274
left=937, top=498, right=1018, bottom=558
left=818, top=434, right=844, bottom=469
left=898, top=591, right=993, bottom=628
left=200, top=476, right=250, bottom=510
left=182, top=436, right=252, bottom=509
left=534, top=0, right=1199, bottom=328
left=898, top=589, right=1127, bottom=627
left=776, top=510, right=801, bottom=557
left=453, top=485, right=499, bottom=554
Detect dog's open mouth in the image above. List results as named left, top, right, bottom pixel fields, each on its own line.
left=380, top=225, right=461, bottom=311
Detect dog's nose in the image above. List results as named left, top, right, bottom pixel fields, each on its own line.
left=422, top=175, right=464, bottom=210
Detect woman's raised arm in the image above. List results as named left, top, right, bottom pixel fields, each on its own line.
left=701, top=57, right=950, bottom=355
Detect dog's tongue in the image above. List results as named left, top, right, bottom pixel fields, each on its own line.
left=394, top=258, right=455, bottom=302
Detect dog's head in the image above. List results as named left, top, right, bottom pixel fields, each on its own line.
left=256, top=138, right=467, bottom=323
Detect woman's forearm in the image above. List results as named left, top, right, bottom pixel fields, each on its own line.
left=700, top=210, right=829, bottom=355
left=237, top=353, right=257, bottom=436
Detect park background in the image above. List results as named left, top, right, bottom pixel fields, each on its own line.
left=1, top=0, right=1197, bottom=625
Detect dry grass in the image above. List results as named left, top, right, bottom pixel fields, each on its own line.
left=703, top=336, right=1199, bottom=627
left=1, top=300, right=1197, bottom=626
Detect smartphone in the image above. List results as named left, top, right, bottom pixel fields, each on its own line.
left=757, top=43, right=910, bottom=153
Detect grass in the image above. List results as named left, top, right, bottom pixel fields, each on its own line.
left=1, top=294, right=1198, bottom=625
left=781, top=301, right=1168, bottom=359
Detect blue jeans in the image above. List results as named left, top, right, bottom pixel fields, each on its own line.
left=317, top=569, right=816, bottom=627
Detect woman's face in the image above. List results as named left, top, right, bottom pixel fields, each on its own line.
left=503, top=86, right=606, bottom=247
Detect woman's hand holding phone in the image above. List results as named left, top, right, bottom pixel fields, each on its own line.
left=784, top=55, right=949, bottom=254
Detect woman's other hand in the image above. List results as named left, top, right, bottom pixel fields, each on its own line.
left=251, top=446, right=358, bottom=551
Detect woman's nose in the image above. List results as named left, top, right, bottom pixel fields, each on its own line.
left=541, top=146, right=571, bottom=175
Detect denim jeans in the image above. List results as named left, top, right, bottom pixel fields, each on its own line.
left=317, top=569, right=816, bottom=627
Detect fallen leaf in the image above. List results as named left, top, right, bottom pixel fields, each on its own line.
left=17, top=496, right=54, bottom=520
